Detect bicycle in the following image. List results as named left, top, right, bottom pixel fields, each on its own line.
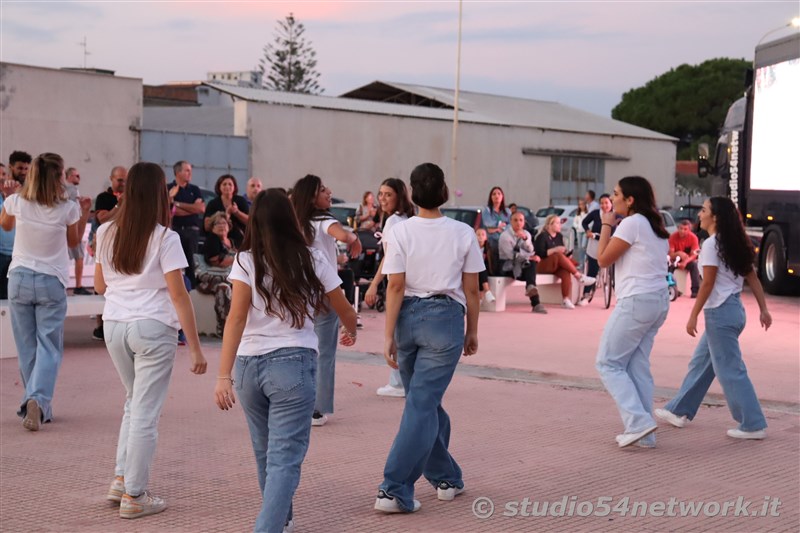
left=600, top=263, right=615, bottom=309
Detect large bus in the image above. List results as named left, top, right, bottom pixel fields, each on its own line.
left=699, top=31, right=800, bottom=294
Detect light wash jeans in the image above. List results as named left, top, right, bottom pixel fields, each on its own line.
left=387, top=367, right=403, bottom=388
left=313, top=306, right=339, bottom=414
left=596, top=289, right=669, bottom=446
left=8, top=267, right=67, bottom=423
left=380, top=296, right=465, bottom=511
left=105, top=319, right=177, bottom=496
left=664, top=293, right=766, bottom=431
left=236, top=348, right=317, bottom=533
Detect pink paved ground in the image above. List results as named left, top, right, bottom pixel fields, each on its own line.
left=1, top=289, right=798, bottom=532
left=350, top=288, right=800, bottom=406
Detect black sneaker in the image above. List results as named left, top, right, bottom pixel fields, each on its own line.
left=92, top=327, right=104, bottom=341
left=73, top=287, right=93, bottom=295
left=356, top=314, right=363, bottom=329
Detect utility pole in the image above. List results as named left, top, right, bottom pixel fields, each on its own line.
left=78, top=36, right=91, bottom=69
left=450, top=0, right=463, bottom=205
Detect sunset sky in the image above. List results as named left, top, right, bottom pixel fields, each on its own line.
left=2, top=1, right=798, bottom=116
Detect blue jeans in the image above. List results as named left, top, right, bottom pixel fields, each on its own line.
left=313, top=306, right=339, bottom=414
left=8, top=267, right=67, bottom=423
left=380, top=296, right=465, bottom=511
left=105, top=320, right=177, bottom=496
left=596, top=289, right=669, bottom=445
left=236, top=348, right=317, bottom=533
left=664, top=293, right=766, bottom=431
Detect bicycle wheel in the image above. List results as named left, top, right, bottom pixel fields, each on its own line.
left=603, top=264, right=614, bottom=309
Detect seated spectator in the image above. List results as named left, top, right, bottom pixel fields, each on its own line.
left=499, top=212, right=546, bottom=314
left=668, top=219, right=701, bottom=297
left=197, top=212, right=235, bottom=337
left=355, top=191, right=378, bottom=230
left=475, top=228, right=494, bottom=302
left=534, top=214, right=595, bottom=309
left=203, top=174, right=249, bottom=248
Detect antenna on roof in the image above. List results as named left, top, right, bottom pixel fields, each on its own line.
left=78, top=36, right=91, bottom=69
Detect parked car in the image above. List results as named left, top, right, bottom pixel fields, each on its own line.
left=661, top=210, right=677, bottom=235
left=671, top=204, right=703, bottom=224
left=441, top=206, right=483, bottom=230
left=329, top=202, right=360, bottom=228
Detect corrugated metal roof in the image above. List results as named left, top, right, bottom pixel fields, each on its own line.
left=204, top=81, right=676, bottom=142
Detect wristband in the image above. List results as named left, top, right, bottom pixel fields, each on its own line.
left=217, top=376, right=235, bottom=384
left=602, top=223, right=613, bottom=228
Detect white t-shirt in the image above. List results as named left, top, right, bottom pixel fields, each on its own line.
left=96, top=223, right=188, bottom=329
left=311, top=217, right=338, bottom=268
left=228, top=249, right=342, bottom=356
left=699, top=234, right=744, bottom=309
left=612, top=213, right=668, bottom=299
left=4, top=194, right=80, bottom=287
left=380, top=213, right=407, bottom=250
left=382, top=216, right=485, bottom=308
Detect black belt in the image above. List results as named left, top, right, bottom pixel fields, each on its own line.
left=424, top=294, right=450, bottom=300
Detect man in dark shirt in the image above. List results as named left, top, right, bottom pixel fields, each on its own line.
left=168, top=160, right=205, bottom=289
left=89, top=166, right=127, bottom=341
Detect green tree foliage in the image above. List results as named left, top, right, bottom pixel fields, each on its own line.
left=258, top=13, right=323, bottom=94
left=612, top=58, right=750, bottom=159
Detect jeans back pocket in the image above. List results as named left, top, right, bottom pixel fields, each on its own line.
left=266, top=353, right=306, bottom=392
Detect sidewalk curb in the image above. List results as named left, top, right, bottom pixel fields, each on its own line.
left=338, top=350, right=800, bottom=415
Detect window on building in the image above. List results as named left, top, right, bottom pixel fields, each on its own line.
left=550, top=156, right=605, bottom=204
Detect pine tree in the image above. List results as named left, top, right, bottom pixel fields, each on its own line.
left=258, top=13, right=323, bottom=94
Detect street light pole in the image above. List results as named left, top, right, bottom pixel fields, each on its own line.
left=450, top=0, right=463, bottom=206
left=756, top=17, right=800, bottom=46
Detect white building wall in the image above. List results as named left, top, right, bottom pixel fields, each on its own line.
left=0, top=63, right=141, bottom=198
left=239, top=102, right=675, bottom=209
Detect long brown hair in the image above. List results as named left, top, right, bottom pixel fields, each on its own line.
left=18, top=153, right=66, bottom=207
left=618, top=176, right=669, bottom=239
left=240, top=189, right=326, bottom=328
left=708, top=196, right=754, bottom=278
left=292, top=174, right=333, bottom=244
left=104, top=162, right=170, bottom=274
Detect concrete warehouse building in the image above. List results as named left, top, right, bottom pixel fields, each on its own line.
left=2, top=62, right=677, bottom=208
left=149, top=79, right=678, bottom=208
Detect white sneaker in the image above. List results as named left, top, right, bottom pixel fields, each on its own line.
left=119, top=491, right=167, bottom=519
left=436, top=481, right=465, bottom=501
left=581, top=275, right=596, bottom=287
left=577, top=297, right=589, bottom=307
left=655, top=408, right=688, bottom=428
left=727, top=428, right=766, bottom=440
left=615, top=434, right=655, bottom=448
left=376, top=384, right=405, bottom=398
left=484, top=291, right=496, bottom=303
left=311, top=412, right=328, bottom=426
left=562, top=298, right=575, bottom=309
left=617, top=425, right=657, bottom=448
left=283, top=520, right=295, bottom=533
left=356, top=314, right=363, bottom=329
left=374, top=490, right=421, bottom=513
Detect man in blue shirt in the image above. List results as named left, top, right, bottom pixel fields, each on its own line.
left=168, top=160, right=205, bottom=289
